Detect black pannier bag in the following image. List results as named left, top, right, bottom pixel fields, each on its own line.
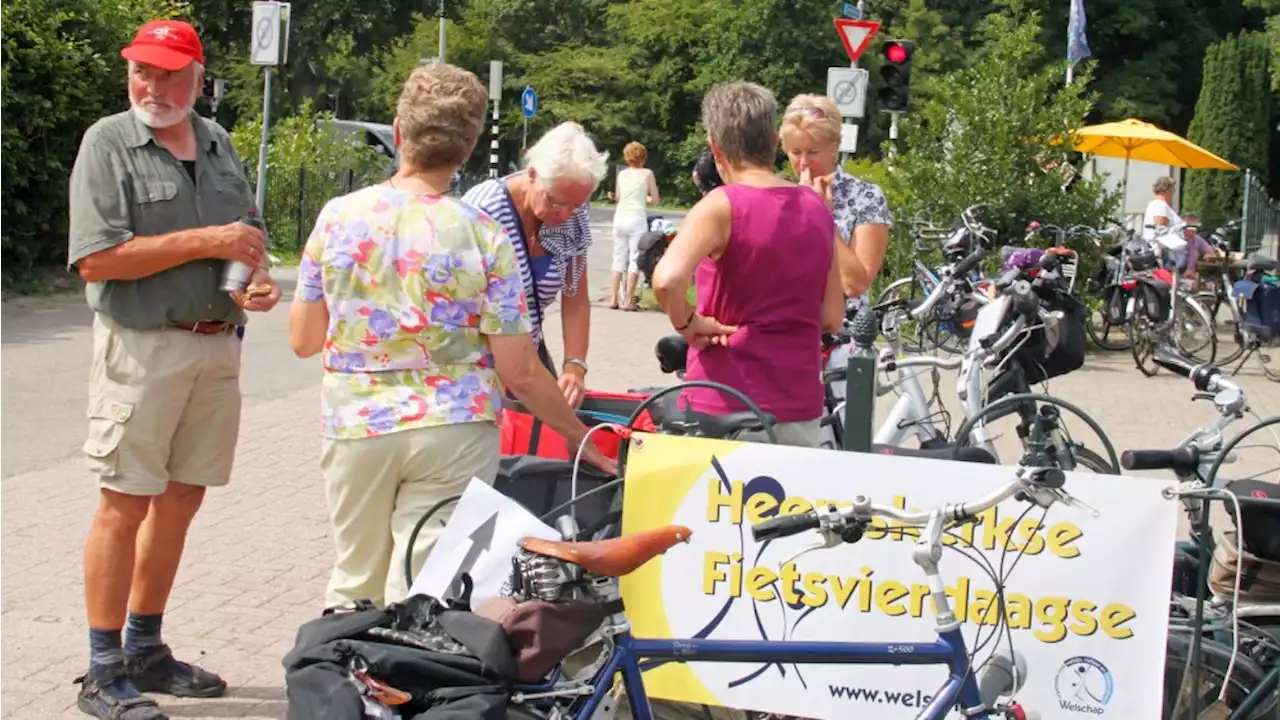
left=1136, top=276, right=1173, bottom=323
left=492, top=455, right=619, bottom=540
left=1222, top=479, right=1280, bottom=562
left=1015, top=294, right=1087, bottom=385
left=283, top=595, right=517, bottom=720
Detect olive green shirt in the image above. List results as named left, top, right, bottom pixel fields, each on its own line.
left=67, top=110, right=259, bottom=330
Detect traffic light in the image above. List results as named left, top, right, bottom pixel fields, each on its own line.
left=877, top=40, right=914, bottom=113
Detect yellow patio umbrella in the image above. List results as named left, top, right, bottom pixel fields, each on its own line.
left=1071, top=118, right=1239, bottom=211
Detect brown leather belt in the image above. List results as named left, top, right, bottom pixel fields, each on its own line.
left=170, top=321, right=233, bottom=334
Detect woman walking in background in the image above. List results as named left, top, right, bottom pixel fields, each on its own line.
left=780, top=94, right=893, bottom=315
left=608, top=141, right=660, bottom=310
left=463, top=122, right=609, bottom=409
left=289, top=64, right=611, bottom=610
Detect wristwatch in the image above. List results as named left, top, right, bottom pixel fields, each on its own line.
left=564, top=357, right=588, bottom=375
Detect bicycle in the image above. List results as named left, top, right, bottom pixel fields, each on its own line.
left=876, top=207, right=994, bottom=355
left=1191, top=220, right=1280, bottom=381
left=1116, top=348, right=1280, bottom=717
left=503, top=464, right=1097, bottom=720
left=1128, top=222, right=1219, bottom=375
left=849, top=255, right=1119, bottom=472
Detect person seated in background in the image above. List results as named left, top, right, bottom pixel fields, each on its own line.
left=1169, top=215, right=1219, bottom=280
left=652, top=81, right=844, bottom=448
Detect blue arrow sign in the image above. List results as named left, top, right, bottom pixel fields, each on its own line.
left=521, top=86, right=538, bottom=119
left=841, top=2, right=861, bottom=19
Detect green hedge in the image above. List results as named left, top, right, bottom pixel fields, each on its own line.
left=1, top=0, right=187, bottom=286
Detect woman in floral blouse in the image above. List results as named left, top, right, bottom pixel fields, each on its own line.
left=779, top=94, right=893, bottom=315
left=289, top=63, right=611, bottom=610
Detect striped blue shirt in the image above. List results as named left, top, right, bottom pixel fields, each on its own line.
left=462, top=177, right=593, bottom=344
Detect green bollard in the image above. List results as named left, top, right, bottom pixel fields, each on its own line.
left=842, top=307, right=880, bottom=452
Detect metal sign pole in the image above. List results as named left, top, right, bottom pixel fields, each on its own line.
left=250, top=1, right=287, bottom=213
left=438, top=0, right=446, bottom=63
left=522, top=117, right=528, bottom=151
left=254, top=67, right=272, bottom=212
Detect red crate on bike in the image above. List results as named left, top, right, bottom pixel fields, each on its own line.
left=498, top=390, right=656, bottom=461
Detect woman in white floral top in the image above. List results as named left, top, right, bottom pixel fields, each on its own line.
left=780, top=94, right=893, bottom=315
left=288, top=63, right=612, bottom=610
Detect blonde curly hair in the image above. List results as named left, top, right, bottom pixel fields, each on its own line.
left=779, top=94, right=842, bottom=149
left=395, top=63, right=488, bottom=170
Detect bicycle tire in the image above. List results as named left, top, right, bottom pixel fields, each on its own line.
left=1129, top=314, right=1160, bottom=377
left=1067, top=445, right=1118, bottom=474
left=1174, top=296, right=1218, bottom=365
left=1084, top=283, right=1132, bottom=351
left=1163, top=629, right=1276, bottom=719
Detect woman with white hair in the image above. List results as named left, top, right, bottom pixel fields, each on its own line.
left=463, top=122, right=609, bottom=408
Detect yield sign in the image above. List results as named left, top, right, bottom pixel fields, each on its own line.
left=833, top=18, right=880, bottom=62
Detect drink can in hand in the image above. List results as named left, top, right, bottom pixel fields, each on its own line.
left=220, top=209, right=265, bottom=293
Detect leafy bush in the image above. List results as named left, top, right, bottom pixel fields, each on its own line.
left=1, top=0, right=187, bottom=285
left=888, top=11, right=1117, bottom=246
left=230, top=100, right=388, bottom=252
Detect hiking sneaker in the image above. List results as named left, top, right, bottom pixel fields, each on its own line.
left=125, top=644, right=226, bottom=698
left=74, top=663, right=168, bottom=719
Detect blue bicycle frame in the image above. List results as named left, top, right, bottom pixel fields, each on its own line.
left=515, top=614, right=990, bottom=720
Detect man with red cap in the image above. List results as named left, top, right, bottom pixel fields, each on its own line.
left=67, top=18, right=281, bottom=719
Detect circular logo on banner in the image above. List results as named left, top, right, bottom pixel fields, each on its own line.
left=1054, top=656, right=1114, bottom=715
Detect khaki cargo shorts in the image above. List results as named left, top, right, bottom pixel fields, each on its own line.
left=83, top=314, right=242, bottom=496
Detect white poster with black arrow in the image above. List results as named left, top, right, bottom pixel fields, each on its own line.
left=409, top=478, right=561, bottom=604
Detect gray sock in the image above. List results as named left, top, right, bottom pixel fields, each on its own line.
left=124, top=613, right=163, bottom=655
left=89, top=628, right=124, bottom=670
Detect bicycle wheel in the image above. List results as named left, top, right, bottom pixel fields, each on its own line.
left=1173, top=296, right=1218, bottom=365
left=1084, top=283, right=1132, bottom=351
left=1066, top=446, right=1118, bottom=474
left=1163, top=629, right=1277, bottom=719
left=1130, top=313, right=1160, bottom=376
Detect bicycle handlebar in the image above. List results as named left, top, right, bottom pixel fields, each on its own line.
left=752, top=467, right=1087, bottom=542
left=1151, top=346, right=1242, bottom=397
left=1120, top=446, right=1201, bottom=472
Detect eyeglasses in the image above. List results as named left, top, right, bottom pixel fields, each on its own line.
left=785, top=106, right=829, bottom=120
left=545, top=194, right=577, bottom=211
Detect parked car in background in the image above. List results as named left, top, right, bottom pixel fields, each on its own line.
left=320, top=119, right=396, bottom=160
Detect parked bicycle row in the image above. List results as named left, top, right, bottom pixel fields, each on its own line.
left=864, top=206, right=1280, bottom=383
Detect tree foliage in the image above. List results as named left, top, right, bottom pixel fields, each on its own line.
left=1183, top=31, right=1275, bottom=229
left=886, top=11, right=1116, bottom=243
left=1, top=0, right=187, bottom=282
left=230, top=101, right=387, bottom=251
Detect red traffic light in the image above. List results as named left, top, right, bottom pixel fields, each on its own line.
left=885, top=42, right=909, bottom=64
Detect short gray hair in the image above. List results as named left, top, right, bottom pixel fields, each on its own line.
left=1153, top=176, right=1175, bottom=194
left=526, top=122, right=610, bottom=188
left=702, top=81, right=778, bottom=167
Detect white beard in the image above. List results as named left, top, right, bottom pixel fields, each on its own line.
left=131, top=98, right=193, bottom=129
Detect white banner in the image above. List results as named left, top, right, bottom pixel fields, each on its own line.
left=619, top=434, right=1178, bottom=719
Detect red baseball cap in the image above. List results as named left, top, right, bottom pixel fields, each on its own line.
left=121, top=20, right=204, bottom=72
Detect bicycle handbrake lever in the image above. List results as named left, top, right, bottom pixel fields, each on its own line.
left=1052, top=488, right=1101, bottom=518
left=778, top=528, right=842, bottom=568
left=777, top=504, right=848, bottom=568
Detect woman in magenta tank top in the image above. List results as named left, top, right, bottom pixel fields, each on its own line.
left=652, top=81, right=845, bottom=447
